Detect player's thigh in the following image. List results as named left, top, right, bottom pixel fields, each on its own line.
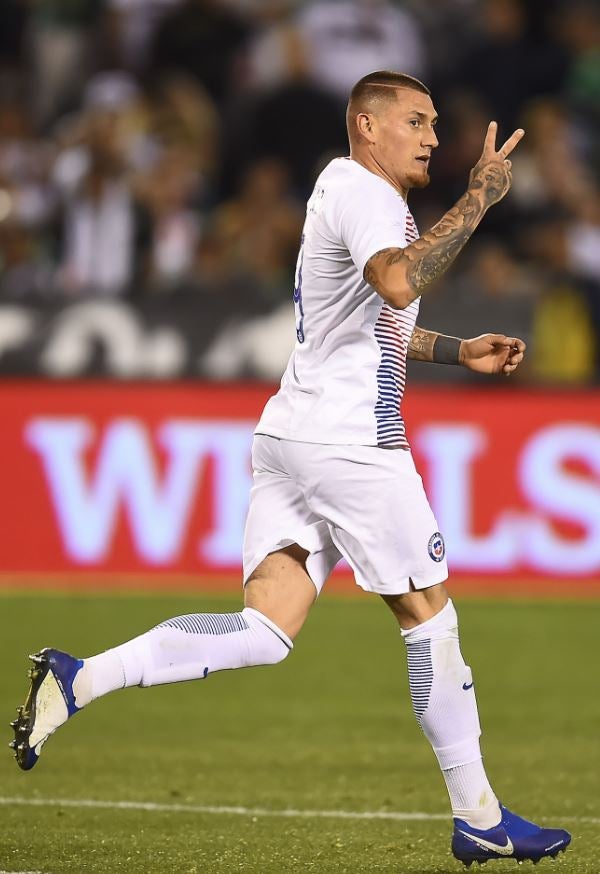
left=244, top=544, right=317, bottom=640
left=243, top=436, right=340, bottom=639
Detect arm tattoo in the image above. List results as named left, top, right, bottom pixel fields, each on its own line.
left=469, top=161, right=510, bottom=206
left=364, top=247, right=403, bottom=288
left=404, top=190, right=484, bottom=292
left=407, top=326, right=438, bottom=361
left=408, top=328, right=463, bottom=364
left=363, top=158, right=511, bottom=299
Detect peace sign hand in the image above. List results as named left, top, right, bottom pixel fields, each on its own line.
left=468, top=121, right=525, bottom=209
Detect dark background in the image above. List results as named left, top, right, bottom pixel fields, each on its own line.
left=0, top=0, right=598, bottom=383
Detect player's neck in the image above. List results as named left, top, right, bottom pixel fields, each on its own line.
left=349, top=152, right=409, bottom=201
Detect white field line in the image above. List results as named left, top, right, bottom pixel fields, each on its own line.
left=0, top=796, right=445, bottom=821
left=0, top=796, right=598, bottom=826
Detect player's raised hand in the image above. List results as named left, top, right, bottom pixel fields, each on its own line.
left=459, top=333, right=526, bottom=375
left=468, top=121, right=525, bottom=208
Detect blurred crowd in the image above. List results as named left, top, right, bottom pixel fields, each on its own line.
left=0, top=0, right=599, bottom=382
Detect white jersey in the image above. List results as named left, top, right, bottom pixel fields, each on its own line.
left=256, top=157, right=420, bottom=448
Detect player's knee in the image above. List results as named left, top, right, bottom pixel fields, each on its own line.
left=383, top=582, right=449, bottom=630
left=242, top=606, right=293, bottom=666
left=255, top=634, right=291, bottom=666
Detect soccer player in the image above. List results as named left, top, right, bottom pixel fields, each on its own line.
left=11, top=71, right=570, bottom=866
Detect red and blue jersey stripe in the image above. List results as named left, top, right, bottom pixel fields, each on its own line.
left=373, top=211, right=420, bottom=447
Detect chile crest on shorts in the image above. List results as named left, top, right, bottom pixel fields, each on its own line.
left=428, top=532, right=445, bottom=562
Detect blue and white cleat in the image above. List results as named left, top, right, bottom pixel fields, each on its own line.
left=452, top=804, right=571, bottom=866
left=9, top=648, right=84, bottom=771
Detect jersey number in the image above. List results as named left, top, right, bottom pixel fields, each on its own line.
left=293, top=234, right=305, bottom=343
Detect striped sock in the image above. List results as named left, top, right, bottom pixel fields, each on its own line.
left=73, top=607, right=292, bottom=704
left=402, top=600, right=500, bottom=829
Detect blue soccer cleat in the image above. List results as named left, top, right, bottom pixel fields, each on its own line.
left=9, top=648, right=84, bottom=771
left=452, top=804, right=571, bottom=866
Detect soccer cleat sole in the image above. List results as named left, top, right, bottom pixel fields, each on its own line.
left=459, top=846, right=569, bottom=867
left=9, top=650, right=53, bottom=771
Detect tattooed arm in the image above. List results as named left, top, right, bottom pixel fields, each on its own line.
left=364, top=121, right=524, bottom=310
left=407, top=327, right=439, bottom=361
left=408, top=327, right=461, bottom=363
left=408, top=326, right=527, bottom=375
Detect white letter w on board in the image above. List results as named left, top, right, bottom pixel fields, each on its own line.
left=26, top=417, right=249, bottom=565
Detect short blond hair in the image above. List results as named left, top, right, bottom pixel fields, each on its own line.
left=346, top=71, right=431, bottom=140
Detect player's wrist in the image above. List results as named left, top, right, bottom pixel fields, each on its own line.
left=466, top=183, right=491, bottom=213
left=432, top=334, right=463, bottom=365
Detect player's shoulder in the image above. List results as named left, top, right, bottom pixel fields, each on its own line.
left=318, top=157, right=389, bottom=188
left=317, top=158, right=406, bottom=208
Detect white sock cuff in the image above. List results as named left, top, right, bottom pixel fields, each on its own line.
left=242, top=607, right=293, bottom=650
left=435, top=736, right=483, bottom=771
left=401, top=599, right=458, bottom=642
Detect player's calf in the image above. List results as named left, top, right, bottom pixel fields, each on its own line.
left=9, top=607, right=292, bottom=770
left=133, top=607, right=292, bottom=686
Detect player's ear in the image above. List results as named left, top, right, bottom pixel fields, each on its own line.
left=356, top=112, right=376, bottom=143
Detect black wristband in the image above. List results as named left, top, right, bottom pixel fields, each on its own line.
left=432, top=334, right=462, bottom=365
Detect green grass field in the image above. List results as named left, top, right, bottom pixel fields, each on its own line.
left=0, top=591, right=598, bottom=873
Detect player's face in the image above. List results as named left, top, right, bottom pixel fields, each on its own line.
left=374, top=90, right=439, bottom=193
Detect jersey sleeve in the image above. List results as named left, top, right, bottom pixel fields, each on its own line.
left=337, top=178, right=409, bottom=278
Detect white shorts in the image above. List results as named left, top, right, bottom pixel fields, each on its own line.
left=243, top=435, right=448, bottom=596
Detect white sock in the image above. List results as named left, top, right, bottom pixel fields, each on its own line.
left=402, top=600, right=500, bottom=829
left=443, top=763, right=503, bottom=828
left=73, top=607, right=292, bottom=706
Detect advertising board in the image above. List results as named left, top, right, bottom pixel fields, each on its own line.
left=1, top=382, right=598, bottom=592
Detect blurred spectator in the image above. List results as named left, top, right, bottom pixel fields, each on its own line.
left=0, top=89, right=55, bottom=231
left=558, top=1, right=600, bottom=183
left=149, top=0, right=250, bottom=104
left=136, top=145, right=203, bottom=292
left=26, top=0, right=104, bottom=131
left=52, top=93, right=152, bottom=296
left=524, top=215, right=597, bottom=383
left=559, top=1, right=600, bottom=119
left=566, top=189, right=600, bottom=285
left=221, top=0, right=302, bottom=16
left=414, top=238, right=538, bottom=383
left=150, top=76, right=219, bottom=184
left=237, top=3, right=306, bottom=91
left=245, top=77, right=346, bottom=198
left=0, top=223, right=53, bottom=298
left=104, top=0, right=183, bottom=74
left=565, top=188, right=600, bottom=376
left=199, top=158, right=303, bottom=299
left=227, top=23, right=347, bottom=199
left=454, top=0, right=569, bottom=131
left=427, top=92, right=492, bottom=207
left=0, top=1, right=27, bottom=75
left=531, top=283, right=596, bottom=384
left=509, top=98, right=582, bottom=214
left=296, top=0, right=426, bottom=102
